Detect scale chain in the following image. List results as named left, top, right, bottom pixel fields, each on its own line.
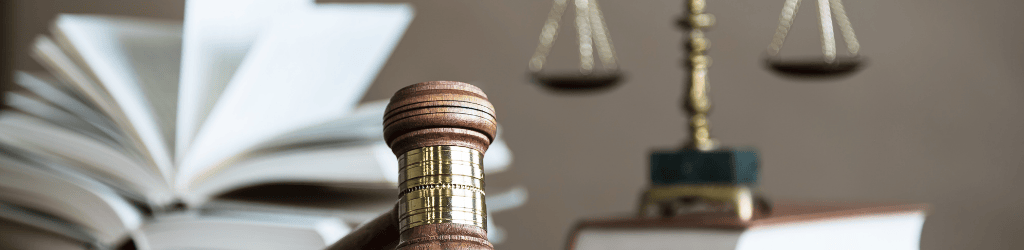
left=529, top=0, right=618, bottom=74
left=589, top=0, right=618, bottom=71
left=529, top=0, right=569, bottom=72
left=830, top=0, right=860, bottom=55
left=766, top=0, right=860, bottom=60
left=817, top=0, right=837, bottom=62
left=575, top=0, right=595, bottom=73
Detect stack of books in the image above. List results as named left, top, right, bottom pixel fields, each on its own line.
left=568, top=202, right=928, bottom=250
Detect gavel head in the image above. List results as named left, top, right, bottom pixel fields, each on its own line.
left=383, top=81, right=497, bottom=156
left=383, top=81, right=497, bottom=250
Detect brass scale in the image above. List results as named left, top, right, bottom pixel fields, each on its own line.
left=527, top=0, right=863, bottom=220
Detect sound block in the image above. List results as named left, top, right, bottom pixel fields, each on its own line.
left=649, top=147, right=759, bottom=185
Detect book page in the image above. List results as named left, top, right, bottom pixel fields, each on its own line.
left=254, top=100, right=388, bottom=150
left=31, top=36, right=161, bottom=173
left=136, top=211, right=348, bottom=250
left=0, top=202, right=96, bottom=245
left=53, top=15, right=181, bottom=180
left=0, top=112, right=174, bottom=205
left=4, top=91, right=114, bottom=147
left=177, top=4, right=414, bottom=192
left=13, top=71, right=125, bottom=145
left=0, top=154, right=142, bottom=246
left=31, top=36, right=122, bottom=127
left=0, top=218, right=93, bottom=250
left=176, top=0, right=314, bottom=160
left=184, top=142, right=396, bottom=205
left=737, top=213, right=925, bottom=250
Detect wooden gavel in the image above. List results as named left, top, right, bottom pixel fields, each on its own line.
left=327, top=81, right=497, bottom=250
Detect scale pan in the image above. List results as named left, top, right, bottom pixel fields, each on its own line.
left=531, top=71, right=624, bottom=92
left=766, top=56, right=865, bottom=78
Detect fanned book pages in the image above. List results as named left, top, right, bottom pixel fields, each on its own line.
left=0, top=203, right=97, bottom=250
left=0, top=1, right=524, bottom=249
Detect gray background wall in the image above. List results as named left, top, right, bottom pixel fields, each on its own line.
left=2, top=0, right=1022, bottom=249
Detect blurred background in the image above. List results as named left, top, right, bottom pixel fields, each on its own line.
left=1, top=0, right=1022, bottom=249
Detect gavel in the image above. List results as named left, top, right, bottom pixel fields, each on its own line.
left=328, top=81, right=497, bottom=250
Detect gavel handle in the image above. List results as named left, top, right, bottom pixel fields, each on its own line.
left=324, top=204, right=493, bottom=250
left=325, top=204, right=400, bottom=250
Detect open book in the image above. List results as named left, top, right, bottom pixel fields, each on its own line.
left=0, top=1, right=521, bottom=249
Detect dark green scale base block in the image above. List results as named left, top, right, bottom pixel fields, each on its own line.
left=650, top=147, right=760, bottom=185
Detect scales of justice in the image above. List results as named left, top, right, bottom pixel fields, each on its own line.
left=524, top=0, right=865, bottom=220
left=328, top=0, right=865, bottom=248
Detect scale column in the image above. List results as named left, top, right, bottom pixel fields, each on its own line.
left=683, top=0, right=717, bottom=151
left=637, top=0, right=770, bottom=221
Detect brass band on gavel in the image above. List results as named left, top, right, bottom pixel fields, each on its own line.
left=398, top=145, right=487, bottom=232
